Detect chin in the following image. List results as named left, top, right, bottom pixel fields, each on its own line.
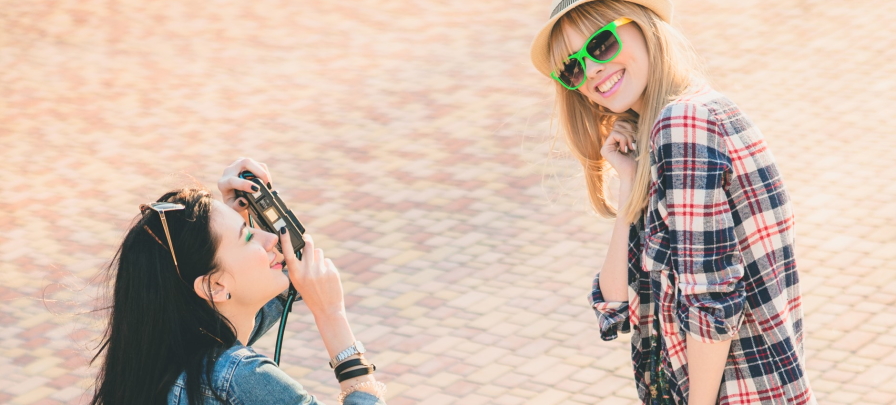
left=607, top=105, right=629, bottom=113
left=275, top=272, right=290, bottom=290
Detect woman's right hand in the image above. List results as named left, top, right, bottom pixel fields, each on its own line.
left=279, top=230, right=346, bottom=318
left=217, top=157, right=274, bottom=214
left=601, top=120, right=638, bottom=182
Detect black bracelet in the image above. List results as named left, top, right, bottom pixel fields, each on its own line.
left=334, top=358, right=371, bottom=376
left=336, top=364, right=376, bottom=383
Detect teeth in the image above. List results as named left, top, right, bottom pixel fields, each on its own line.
left=598, top=71, right=624, bottom=93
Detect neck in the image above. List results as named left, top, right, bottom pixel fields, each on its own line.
left=218, top=302, right=257, bottom=344
left=630, top=96, right=644, bottom=114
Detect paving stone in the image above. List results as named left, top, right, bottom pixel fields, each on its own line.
left=3, top=0, right=896, bottom=404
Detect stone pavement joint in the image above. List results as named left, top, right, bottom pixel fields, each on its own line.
left=2, top=0, right=896, bottom=404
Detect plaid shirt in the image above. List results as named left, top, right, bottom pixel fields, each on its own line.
left=590, top=86, right=815, bottom=404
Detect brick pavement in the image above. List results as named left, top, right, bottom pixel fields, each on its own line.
left=2, top=0, right=895, bottom=404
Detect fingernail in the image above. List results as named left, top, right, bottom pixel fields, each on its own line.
left=251, top=185, right=259, bottom=192
left=238, top=200, right=246, bottom=207
left=267, top=182, right=272, bottom=190
left=280, top=227, right=287, bottom=234
left=632, top=143, right=637, bottom=150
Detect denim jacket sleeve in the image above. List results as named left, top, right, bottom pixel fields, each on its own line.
left=225, top=347, right=385, bottom=405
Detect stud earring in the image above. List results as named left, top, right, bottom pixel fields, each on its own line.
left=213, top=289, right=231, bottom=300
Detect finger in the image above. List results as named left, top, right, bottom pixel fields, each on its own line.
left=604, top=133, right=621, bottom=147
left=607, top=133, right=626, bottom=150
left=614, top=133, right=633, bottom=153
left=260, top=162, right=272, bottom=187
left=625, top=132, right=635, bottom=149
left=222, top=176, right=262, bottom=197
left=301, top=234, right=315, bottom=264
left=240, top=159, right=272, bottom=188
left=324, top=258, right=339, bottom=273
left=279, top=227, right=298, bottom=262
left=314, top=248, right=324, bottom=264
left=229, top=197, right=249, bottom=213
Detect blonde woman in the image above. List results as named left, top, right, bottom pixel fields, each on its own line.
left=530, top=0, right=814, bottom=404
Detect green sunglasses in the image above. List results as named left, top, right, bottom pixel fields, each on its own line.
left=551, top=17, right=633, bottom=90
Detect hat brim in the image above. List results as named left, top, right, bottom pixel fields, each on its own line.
left=529, top=0, right=672, bottom=78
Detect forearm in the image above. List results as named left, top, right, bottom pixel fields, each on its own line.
left=313, top=311, right=378, bottom=392
left=598, top=181, right=633, bottom=302
left=686, top=334, right=731, bottom=405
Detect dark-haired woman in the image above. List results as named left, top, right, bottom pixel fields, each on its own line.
left=90, top=158, right=386, bottom=405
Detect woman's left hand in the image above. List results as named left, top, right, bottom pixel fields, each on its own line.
left=601, top=120, right=638, bottom=182
left=217, top=158, right=274, bottom=214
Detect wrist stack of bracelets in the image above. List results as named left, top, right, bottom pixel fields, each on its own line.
left=330, top=341, right=387, bottom=403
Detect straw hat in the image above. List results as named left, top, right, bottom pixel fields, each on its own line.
left=530, top=0, right=673, bottom=77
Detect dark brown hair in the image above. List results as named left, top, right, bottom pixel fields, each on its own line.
left=90, top=188, right=236, bottom=405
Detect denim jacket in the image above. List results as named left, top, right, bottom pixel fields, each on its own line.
left=167, top=295, right=385, bottom=405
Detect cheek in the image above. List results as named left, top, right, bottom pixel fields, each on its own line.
left=223, top=246, right=267, bottom=278
left=628, top=42, right=650, bottom=85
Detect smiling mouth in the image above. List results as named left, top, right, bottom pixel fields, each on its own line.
left=596, top=70, right=624, bottom=94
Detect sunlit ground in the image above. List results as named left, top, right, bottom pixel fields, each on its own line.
left=2, top=1, right=895, bottom=404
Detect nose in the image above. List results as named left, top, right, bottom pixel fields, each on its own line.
left=583, top=58, right=606, bottom=84
left=262, top=229, right=279, bottom=252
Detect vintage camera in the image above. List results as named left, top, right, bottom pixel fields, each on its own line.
left=236, top=170, right=306, bottom=364
left=236, top=171, right=306, bottom=260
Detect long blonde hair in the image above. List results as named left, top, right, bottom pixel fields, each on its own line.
left=548, top=0, right=704, bottom=223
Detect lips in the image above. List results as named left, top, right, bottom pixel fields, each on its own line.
left=595, top=69, right=625, bottom=95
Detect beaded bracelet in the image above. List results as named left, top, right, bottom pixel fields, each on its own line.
left=337, top=381, right=387, bottom=404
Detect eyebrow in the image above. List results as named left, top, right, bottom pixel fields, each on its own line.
left=239, top=223, right=246, bottom=239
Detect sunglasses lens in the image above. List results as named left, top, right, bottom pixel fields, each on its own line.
left=150, top=202, right=186, bottom=211
left=586, top=30, right=619, bottom=62
left=557, top=59, right=585, bottom=89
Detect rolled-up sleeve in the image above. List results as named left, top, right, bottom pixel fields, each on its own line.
left=590, top=272, right=630, bottom=341
left=652, top=102, right=746, bottom=343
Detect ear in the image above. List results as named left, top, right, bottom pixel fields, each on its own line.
left=193, top=275, right=231, bottom=303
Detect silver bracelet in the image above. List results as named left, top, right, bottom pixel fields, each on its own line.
left=337, top=381, right=387, bottom=404
left=329, top=341, right=365, bottom=368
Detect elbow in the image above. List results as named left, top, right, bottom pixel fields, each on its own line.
left=676, top=278, right=746, bottom=343
left=590, top=272, right=631, bottom=341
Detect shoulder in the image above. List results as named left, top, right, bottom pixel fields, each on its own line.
left=658, top=84, right=739, bottom=121
left=216, top=344, right=277, bottom=385
left=170, top=344, right=313, bottom=404
left=651, top=85, right=743, bottom=149
left=168, top=345, right=261, bottom=403
left=220, top=344, right=315, bottom=402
